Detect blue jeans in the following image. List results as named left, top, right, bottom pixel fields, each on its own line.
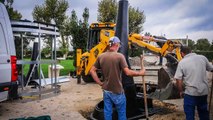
left=103, top=90, right=126, bottom=120
left=184, top=94, right=209, bottom=120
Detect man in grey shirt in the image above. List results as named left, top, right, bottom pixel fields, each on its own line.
left=174, top=46, right=213, bottom=120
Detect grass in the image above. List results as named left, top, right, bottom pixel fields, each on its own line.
left=22, top=59, right=75, bottom=78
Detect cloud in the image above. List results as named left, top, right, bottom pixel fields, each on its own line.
left=12, top=0, right=213, bottom=41
left=135, top=0, right=213, bottom=40
left=187, top=30, right=213, bottom=41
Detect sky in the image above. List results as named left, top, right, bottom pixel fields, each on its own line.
left=12, top=0, right=213, bottom=42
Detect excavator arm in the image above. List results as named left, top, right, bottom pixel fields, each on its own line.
left=129, top=33, right=182, bottom=61
left=129, top=34, right=163, bottom=55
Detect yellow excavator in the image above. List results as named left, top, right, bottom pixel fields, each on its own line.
left=76, top=22, right=182, bottom=83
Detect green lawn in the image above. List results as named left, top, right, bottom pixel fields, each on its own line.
left=22, top=59, right=75, bottom=78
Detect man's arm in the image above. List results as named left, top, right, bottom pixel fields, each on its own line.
left=174, top=62, right=184, bottom=98
left=123, top=67, right=145, bottom=76
left=176, top=79, right=184, bottom=98
left=205, top=58, right=213, bottom=72
left=90, top=66, right=103, bottom=86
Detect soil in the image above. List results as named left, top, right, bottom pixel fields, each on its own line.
left=0, top=78, right=102, bottom=120
left=0, top=73, right=212, bottom=120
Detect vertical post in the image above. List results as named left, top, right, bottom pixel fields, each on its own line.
left=141, top=55, right=149, bottom=119
left=21, top=34, right=24, bottom=90
left=51, top=35, right=53, bottom=89
left=159, top=56, right=163, bottom=65
left=115, top=0, right=137, bottom=117
left=38, top=24, right=41, bottom=97
left=76, top=49, right=82, bottom=84
left=54, top=26, right=57, bottom=90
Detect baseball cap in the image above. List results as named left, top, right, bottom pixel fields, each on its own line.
left=109, top=36, right=120, bottom=46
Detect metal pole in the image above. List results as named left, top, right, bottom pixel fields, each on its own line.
left=38, top=24, right=41, bottom=97
left=51, top=35, right=53, bottom=89
left=140, top=55, right=149, bottom=120
left=54, top=26, right=57, bottom=90
left=21, top=34, right=24, bottom=90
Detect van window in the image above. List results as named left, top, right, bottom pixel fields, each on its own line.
left=0, top=23, right=7, bottom=54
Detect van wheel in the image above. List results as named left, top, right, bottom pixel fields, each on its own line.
left=8, top=84, right=19, bottom=100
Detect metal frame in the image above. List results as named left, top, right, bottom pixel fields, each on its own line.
left=11, top=20, right=60, bottom=97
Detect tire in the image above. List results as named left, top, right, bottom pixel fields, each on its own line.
left=82, top=74, right=95, bottom=83
left=90, top=100, right=118, bottom=120
left=8, top=83, right=19, bottom=100
left=82, top=71, right=103, bottom=83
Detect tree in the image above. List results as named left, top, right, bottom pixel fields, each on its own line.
left=83, top=7, right=89, bottom=24
left=81, top=7, right=89, bottom=52
left=69, top=10, right=79, bottom=51
left=195, top=38, right=210, bottom=51
left=187, top=39, right=195, bottom=50
left=0, top=0, right=22, bottom=20
left=209, top=40, right=213, bottom=51
left=193, top=38, right=213, bottom=60
left=32, top=0, right=69, bottom=58
left=69, top=8, right=89, bottom=67
left=97, top=0, right=117, bottom=23
left=97, top=0, right=146, bottom=33
left=129, top=6, right=145, bottom=33
left=33, top=5, right=51, bottom=23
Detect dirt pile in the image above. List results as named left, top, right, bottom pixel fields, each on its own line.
left=129, top=56, right=157, bottom=66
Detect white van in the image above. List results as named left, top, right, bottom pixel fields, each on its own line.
left=0, top=3, right=18, bottom=102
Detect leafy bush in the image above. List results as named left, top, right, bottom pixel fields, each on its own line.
left=194, top=51, right=213, bottom=61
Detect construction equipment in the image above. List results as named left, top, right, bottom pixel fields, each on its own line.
left=76, top=23, right=182, bottom=83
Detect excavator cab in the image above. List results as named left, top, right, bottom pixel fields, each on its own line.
left=76, top=23, right=116, bottom=83
left=87, top=23, right=116, bottom=50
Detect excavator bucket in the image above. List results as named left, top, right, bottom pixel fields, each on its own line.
left=148, top=54, right=180, bottom=100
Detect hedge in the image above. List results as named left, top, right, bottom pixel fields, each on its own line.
left=194, top=51, right=213, bottom=61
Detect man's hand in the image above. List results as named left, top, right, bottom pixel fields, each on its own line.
left=139, top=69, right=146, bottom=76
left=139, top=55, right=146, bottom=76
left=123, top=54, right=146, bottom=76
left=90, top=66, right=103, bottom=86
left=179, top=91, right=184, bottom=98
left=140, top=55, right=145, bottom=61
left=99, top=82, right=103, bottom=86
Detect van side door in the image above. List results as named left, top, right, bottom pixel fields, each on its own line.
left=0, top=14, right=12, bottom=84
